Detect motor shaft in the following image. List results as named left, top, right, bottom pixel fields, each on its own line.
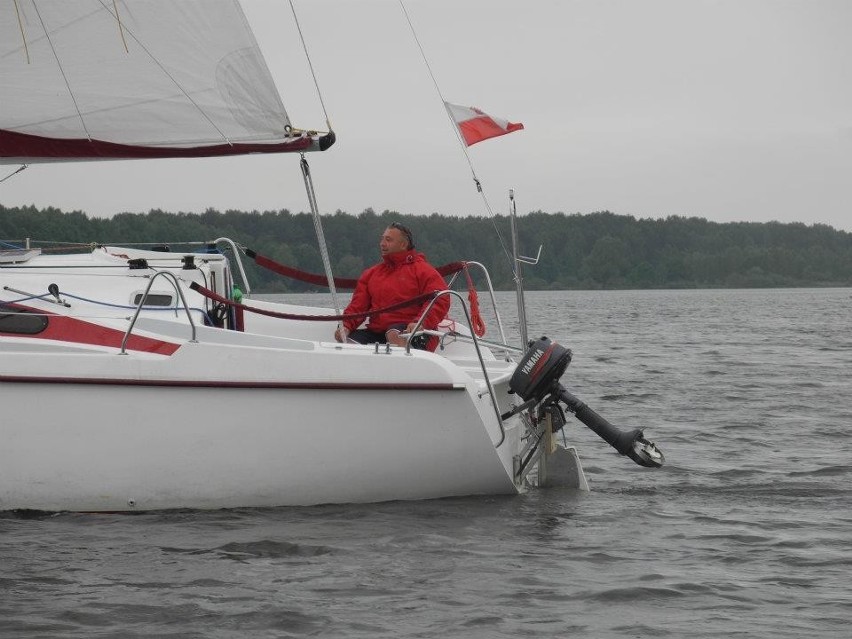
left=557, top=387, right=664, bottom=468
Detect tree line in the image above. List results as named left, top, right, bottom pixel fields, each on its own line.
left=2, top=203, right=851, bottom=291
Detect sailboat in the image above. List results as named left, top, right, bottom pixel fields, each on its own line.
left=0, top=1, right=663, bottom=512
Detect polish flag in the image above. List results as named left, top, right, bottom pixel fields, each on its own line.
left=444, top=102, right=524, bottom=147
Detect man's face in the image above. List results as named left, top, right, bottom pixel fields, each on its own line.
left=380, top=227, right=409, bottom=256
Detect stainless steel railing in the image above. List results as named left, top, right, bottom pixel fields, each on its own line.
left=405, top=289, right=507, bottom=448
left=120, top=271, right=197, bottom=354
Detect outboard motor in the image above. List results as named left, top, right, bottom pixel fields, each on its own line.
left=509, top=336, right=573, bottom=402
left=509, top=337, right=664, bottom=469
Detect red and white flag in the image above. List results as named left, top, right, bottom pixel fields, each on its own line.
left=444, top=102, right=524, bottom=147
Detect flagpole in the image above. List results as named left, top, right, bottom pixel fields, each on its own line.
left=398, top=0, right=519, bottom=277
left=509, top=189, right=529, bottom=347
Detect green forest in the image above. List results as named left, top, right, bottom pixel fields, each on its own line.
left=2, top=203, right=851, bottom=292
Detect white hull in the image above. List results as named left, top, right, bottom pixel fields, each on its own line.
left=0, top=246, right=582, bottom=512
left=2, top=381, right=518, bottom=511
left=0, top=316, right=523, bottom=512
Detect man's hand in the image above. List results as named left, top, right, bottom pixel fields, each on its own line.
left=385, top=328, right=405, bottom=347
left=334, top=326, right=348, bottom=343
left=406, top=322, right=417, bottom=335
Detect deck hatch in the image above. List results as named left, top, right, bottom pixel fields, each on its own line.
left=0, top=308, right=49, bottom=334
left=131, top=292, right=175, bottom=307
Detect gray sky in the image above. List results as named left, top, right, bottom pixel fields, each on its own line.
left=3, top=0, right=851, bottom=230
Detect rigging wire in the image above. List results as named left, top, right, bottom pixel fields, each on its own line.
left=0, top=165, right=29, bottom=185
left=286, top=0, right=340, bottom=324
left=300, top=154, right=341, bottom=314
left=287, top=0, right=332, bottom=131
left=30, top=1, right=92, bottom=141
left=21, top=1, right=236, bottom=146
left=397, top=0, right=517, bottom=277
left=94, top=0, right=233, bottom=145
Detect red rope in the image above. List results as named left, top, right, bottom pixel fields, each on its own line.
left=245, top=248, right=467, bottom=290
left=240, top=249, right=486, bottom=335
left=463, top=264, right=487, bottom=337
left=436, top=261, right=469, bottom=278
left=250, top=250, right=358, bottom=288
left=189, top=282, right=436, bottom=323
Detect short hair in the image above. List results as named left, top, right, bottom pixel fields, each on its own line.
left=388, top=221, right=415, bottom=249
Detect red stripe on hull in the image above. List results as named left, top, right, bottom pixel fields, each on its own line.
left=0, top=376, right=462, bottom=391
left=1, top=306, right=180, bottom=355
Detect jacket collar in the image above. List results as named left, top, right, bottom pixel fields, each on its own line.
left=382, top=249, right=419, bottom=266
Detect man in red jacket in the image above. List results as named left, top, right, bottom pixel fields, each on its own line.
left=334, top=222, right=450, bottom=350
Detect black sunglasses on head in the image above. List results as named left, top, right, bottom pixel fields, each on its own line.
left=389, top=222, right=414, bottom=249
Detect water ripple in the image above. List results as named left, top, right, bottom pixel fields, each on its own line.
left=4, top=289, right=852, bottom=638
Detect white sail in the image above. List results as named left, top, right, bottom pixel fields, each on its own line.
left=0, top=0, right=330, bottom=162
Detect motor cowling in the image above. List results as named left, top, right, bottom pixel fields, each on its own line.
left=509, top=337, right=572, bottom=402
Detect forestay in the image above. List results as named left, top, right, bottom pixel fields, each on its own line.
left=0, top=0, right=330, bottom=162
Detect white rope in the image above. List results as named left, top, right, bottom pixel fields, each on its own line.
left=13, top=0, right=30, bottom=64
left=111, top=0, right=129, bottom=54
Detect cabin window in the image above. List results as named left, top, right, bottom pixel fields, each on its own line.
left=132, top=292, right=175, bottom=307
left=0, top=308, right=49, bottom=334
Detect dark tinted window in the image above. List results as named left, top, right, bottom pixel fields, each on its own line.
left=132, top=293, right=174, bottom=307
left=0, top=308, right=49, bottom=334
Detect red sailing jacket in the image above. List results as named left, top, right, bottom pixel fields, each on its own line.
left=343, top=249, right=450, bottom=347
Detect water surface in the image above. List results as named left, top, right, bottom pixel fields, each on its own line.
left=3, top=288, right=850, bottom=638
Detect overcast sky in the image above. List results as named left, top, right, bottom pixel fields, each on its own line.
left=2, top=0, right=850, bottom=230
